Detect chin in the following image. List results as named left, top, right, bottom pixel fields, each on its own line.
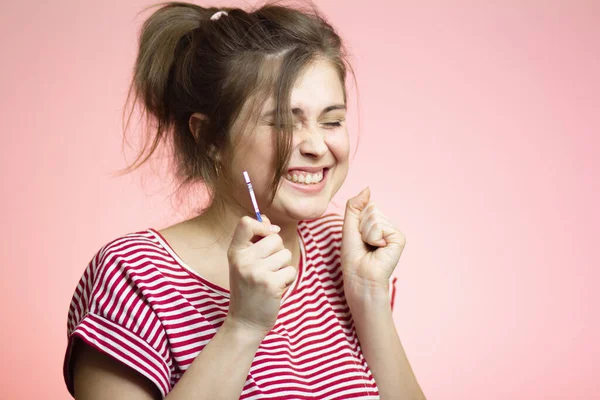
left=289, top=207, right=327, bottom=221
left=275, top=197, right=329, bottom=222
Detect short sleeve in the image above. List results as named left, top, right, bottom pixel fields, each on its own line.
left=389, top=275, right=399, bottom=311
left=63, top=240, right=173, bottom=398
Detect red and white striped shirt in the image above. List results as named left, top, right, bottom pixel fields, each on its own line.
left=63, top=214, right=398, bottom=399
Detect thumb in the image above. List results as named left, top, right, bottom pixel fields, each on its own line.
left=342, top=187, right=371, bottom=244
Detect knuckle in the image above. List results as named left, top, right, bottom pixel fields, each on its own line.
left=266, top=280, right=280, bottom=293
left=285, top=264, right=297, bottom=275
left=239, top=216, right=254, bottom=227
left=272, top=234, right=283, bottom=247
left=399, top=233, right=407, bottom=246
left=232, top=261, right=246, bottom=273
left=282, top=249, right=292, bottom=262
left=247, top=269, right=263, bottom=284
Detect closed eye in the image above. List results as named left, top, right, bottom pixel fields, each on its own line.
left=263, top=119, right=345, bottom=128
left=322, top=119, right=345, bottom=128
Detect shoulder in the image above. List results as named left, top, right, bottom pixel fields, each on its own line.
left=94, top=228, right=168, bottom=264
left=85, top=228, right=172, bottom=281
left=69, top=228, right=175, bottom=323
left=65, top=228, right=175, bottom=397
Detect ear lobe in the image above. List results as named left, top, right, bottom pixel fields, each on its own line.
left=208, top=144, right=221, bottom=162
left=189, top=112, right=209, bottom=142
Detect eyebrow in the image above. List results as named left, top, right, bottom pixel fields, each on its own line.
left=261, top=104, right=346, bottom=118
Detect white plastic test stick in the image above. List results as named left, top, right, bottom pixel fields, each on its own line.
left=243, top=171, right=263, bottom=222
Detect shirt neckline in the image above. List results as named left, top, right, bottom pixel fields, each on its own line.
left=147, top=225, right=306, bottom=301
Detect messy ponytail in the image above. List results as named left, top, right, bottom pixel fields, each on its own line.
left=115, top=1, right=356, bottom=212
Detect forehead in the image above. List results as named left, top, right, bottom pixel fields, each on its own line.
left=292, top=60, right=345, bottom=103
left=262, top=59, right=345, bottom=114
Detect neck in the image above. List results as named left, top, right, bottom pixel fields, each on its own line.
left=190, top=195, right=301, bottom=269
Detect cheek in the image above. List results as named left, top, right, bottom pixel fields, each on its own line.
left=233, top=132, right=277, bottom=168
left=327, top=130, right=350, bottom=162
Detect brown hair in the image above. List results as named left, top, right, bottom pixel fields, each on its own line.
left=115, top=0, right=357, bottom=213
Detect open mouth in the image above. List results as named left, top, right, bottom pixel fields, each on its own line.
left=285, top=168, right=329, bottom=185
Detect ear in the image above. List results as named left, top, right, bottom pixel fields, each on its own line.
left=189, top=112, right=209, bottom=142
left=208, top=144, right=221, bottom=162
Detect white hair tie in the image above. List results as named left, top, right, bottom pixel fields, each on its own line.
left=210, top=11, right=228, bottom=21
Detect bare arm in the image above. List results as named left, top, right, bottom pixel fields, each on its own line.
left=345, top=282, right=426, bottom=400
left=73, top=319, right=264, bottom=400
left=72, top=339, right=162, bottom=400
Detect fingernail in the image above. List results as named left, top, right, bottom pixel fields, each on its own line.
left=269, top=225, right=281, bottom=233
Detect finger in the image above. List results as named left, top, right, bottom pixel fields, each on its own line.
left=342, top=187, right=371, bottom=250
left=359, top=201, right=377, bottom=220
left=360, top=203, right=393, bottom=227
left=231, top=216, right=272, bottom=249
left=258, top=214, right=281, bottom=234
left=364, top=223, right=391, bottom=247
left=262, top=248, right=292, bottom=271
left=359, top=202, right=378, bottom=233
left=360, top=210, right=393, bottom=239
left=251, top=234, right=285, bottom=259
left=345, top=188, right=371, bottom=228
left=273, top=265, right=298, bottom=289
left=250, top=214, right=281, bottom=243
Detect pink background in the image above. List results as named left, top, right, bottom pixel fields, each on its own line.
left=1, top=0, right=598, bottom=399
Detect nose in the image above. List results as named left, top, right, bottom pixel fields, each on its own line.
left=297, top=124, right=328, bottom=159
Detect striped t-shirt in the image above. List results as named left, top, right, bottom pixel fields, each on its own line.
left=63, top=214, right=398, bottom=399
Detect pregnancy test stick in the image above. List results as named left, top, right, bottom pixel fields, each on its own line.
left=243, top=171, right=263, bottom=222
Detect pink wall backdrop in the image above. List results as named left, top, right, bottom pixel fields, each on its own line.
left=1, top=0, right=598, bottom=398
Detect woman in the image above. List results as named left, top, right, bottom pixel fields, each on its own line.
left=63, top=2, right=426, bottom=399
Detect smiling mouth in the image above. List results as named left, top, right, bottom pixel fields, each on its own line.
left=284, top=168, right=329, bottom=185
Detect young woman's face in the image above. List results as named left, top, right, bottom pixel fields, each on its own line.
left=229, top=58, right=350, bottom=223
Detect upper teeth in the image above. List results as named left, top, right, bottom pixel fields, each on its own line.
left=286, top=170, right=324, bottom=184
